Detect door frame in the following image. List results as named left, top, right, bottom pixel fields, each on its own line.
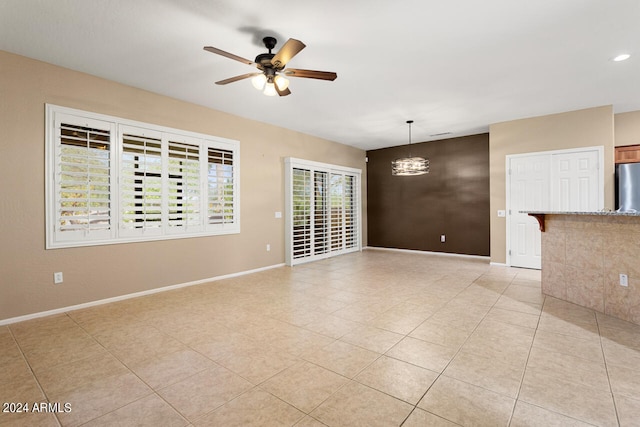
left=505, top=146, right=604, bottom=267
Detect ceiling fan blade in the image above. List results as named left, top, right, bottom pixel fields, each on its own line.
left=276, top=86, right=291, bottom=97
left=283, top=68, right=337, bottom=81
left=215, top=73, right=260, bottom=85
left=271, top=38, right=306, bottom=68
left=204, top=46, right=256, bottom=66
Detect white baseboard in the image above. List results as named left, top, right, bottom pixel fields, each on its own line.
left=0, top=263, right=286, bottom=326
left=364, top=246, right=490, bottom=261
left=489, top=262, right=509, bottom=267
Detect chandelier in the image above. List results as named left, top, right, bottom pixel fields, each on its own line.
left=391, top=120, right=429, bottom=176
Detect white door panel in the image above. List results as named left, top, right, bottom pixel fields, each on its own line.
left=508, top=149, right=601, bottom=269
left=509, top=155, right=549, bottom=269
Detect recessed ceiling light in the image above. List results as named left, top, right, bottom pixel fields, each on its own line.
left=613, top=54, right=631, bottom=62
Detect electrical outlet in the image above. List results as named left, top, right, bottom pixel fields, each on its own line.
left=54, top=272, right=63, bottom=284
left=266, top=244, right=271, bottom=252
left=440, top=234, right=446, bottom=243
left=620, top=273, right=628, bottom=287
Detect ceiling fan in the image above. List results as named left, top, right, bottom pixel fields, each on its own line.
left=203, top=36, right=337, bottom=97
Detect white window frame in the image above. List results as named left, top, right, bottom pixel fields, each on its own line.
left=285, top=157, right=362, bottom=266
left=45, top=104, right=240, bottom=249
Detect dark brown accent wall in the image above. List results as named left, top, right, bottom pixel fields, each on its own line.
left=366, top=133, right=490, bottom=256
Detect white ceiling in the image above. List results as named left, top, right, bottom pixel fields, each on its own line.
left=1, top=0, right=639, bottom=151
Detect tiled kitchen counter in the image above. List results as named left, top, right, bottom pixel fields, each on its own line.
left=525, top=211, right=640, bottom=326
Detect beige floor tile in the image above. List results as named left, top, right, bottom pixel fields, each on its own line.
left=215, top=345, right=300, bottom=384
left=303, top=340, right=379, bottom=378
left=461, top=332, right=531, bottom=368
left=254, top=325, right=335, bottom=357
left=452, top=284, right=502, bottom=307
left=543, top=297, right=598, bottom=324
left=94, top=323, right=187, bottom=365
left=607, top=364, right=640, bottom=400
left=194, top=388, right=304, bottom=426
left=493, top=295, right=542, bottom=316
left=13, top=325, right=105, bottom=372
left=310, top=381, right=413, bottom=427
left=128, top=348, right=216, bottom=390
left=409, top=319, right=471, bottom=350
left=81, top=394, right=187, bottom=426
left=532, top=329, right=604, bottom=363
left=157, top=365, right=253, bottom=421
left=427, top=302, right=489, bottom=333
left=339, top=324, right=403, bottom=353
left=418, top=375, right=515, bottom=427
left=36, top=352, right=130, bottom=396
left=9, top=251, right=639, bottom=426
left=601, top=336, right=640, bottom=368
left=367, top=309, right=428, bottom=335
left=537, top=314, right=599, bottom=340
left=510, top=401, right=595, bottom=426
left=0, top=364, right=47, bottom=403
left=294, top=415, right=329, bottom=426
left=485, top=307, right=540, bottom=329
left=0, top=410, right=59, bottom=427
left=303, top=314, right=362, bottom=339
left=401, top=408, right=459, bottom=427
left=355, top=355, right=438, bottom=404
left=614, top=394, right=640, bottom=427
left=503, top=284, right=545, bottom=305
left=526, top=346, right=609, bottom=391
left=260, top=360, right=348, bottom=413
left=189, top=330, right=260, bottom=362
left=519, top=369, right=618, bottom=427
left=443, top=350, right=524, bottom=398
left=331, top=303, right=386, bottom=323
left=386, top=336, right=456, bottom=373
left=52, top=372, right=152, bottom=426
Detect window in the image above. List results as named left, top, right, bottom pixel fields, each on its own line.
left=46, top=105, right=240, bottom=249
left=285, top=158, right=361, bottom=265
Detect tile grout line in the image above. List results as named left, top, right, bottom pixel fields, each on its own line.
left=594, top=313, right=622, bottom=427
left=6, top=323, right=64, bottom=427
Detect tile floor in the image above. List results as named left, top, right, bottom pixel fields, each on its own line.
left=1, top=250, right=640, bottom=426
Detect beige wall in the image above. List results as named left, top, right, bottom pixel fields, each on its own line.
left=0, top=51, right=366, bottom=321
left=489, top=106, right=615, bottom=265
left=615, top=110, right=640, bottom=147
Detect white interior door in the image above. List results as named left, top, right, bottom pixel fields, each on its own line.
left=509, top=154, right=549, bottom=269
left=507, top=147, right=602, bottom=269
left=551, top=151, right=600, bottom=211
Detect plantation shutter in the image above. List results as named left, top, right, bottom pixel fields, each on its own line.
left=46, top=104, right=239, bottom=248
left=207, top=147, right=235, bottom=227
left=330, top=173, right=344, bottom=252
left=313, top=171, right=329, bottom=255
left=344, top=174, right=358, bottom=249
left=120, top=128, right=163, bottom=236
left=52, top=115, right=114, bottom=244
left=167, top=138, right=202, bottom=232
left=285, top=158, right=361, bottom=266
left=292, top=168, right=312, bottom=260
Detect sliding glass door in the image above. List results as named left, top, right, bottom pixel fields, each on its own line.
left=285, top=158, right=361, bottom=266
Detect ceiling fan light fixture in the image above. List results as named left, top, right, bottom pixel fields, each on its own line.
left=263, top=82, right=278, bottom=96
left=251, top=74, right=267, bottom=90
left=274, top=74, right=289, bottom=91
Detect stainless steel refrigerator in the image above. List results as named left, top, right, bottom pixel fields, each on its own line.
left=617, top=162, right=640, bottom=212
